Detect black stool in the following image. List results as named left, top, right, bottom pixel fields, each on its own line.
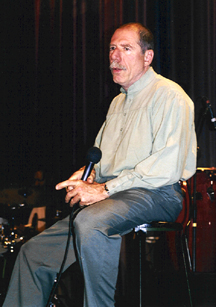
left=134, top=221, right=193, bottom=307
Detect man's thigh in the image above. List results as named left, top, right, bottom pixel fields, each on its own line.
left=74, top=184, right=183, bottom=237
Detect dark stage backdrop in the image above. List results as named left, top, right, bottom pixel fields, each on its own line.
left=1, top=0, right=216, bottom=188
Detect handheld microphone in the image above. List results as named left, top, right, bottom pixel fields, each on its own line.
left=206, top=100, right=216, bottom=130
left=81, top=147, right=102, bottom=181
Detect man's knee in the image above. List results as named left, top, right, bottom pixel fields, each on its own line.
left=73, top=203, right=110, bottom=242
left=17, top=237, right=34, bottom=259
left=73, top=206, right=97, bottom=235
left=19, top=232, right=45, bottom=259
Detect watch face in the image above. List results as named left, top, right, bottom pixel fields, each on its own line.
left=105, top=184, right=109, bottom=193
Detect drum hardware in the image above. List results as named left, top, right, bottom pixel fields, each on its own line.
left=3, top=230, right=24, bottom=254
left=52, top=210, right=63, bottom=222
left=1, top=216, right=25, bottom=254
left=0, top=203, right=29, bottom=254
left=0, top=219, right=9, bottom=254
left=207, top=186, right=214, bottom=201
left=55, top=210, right=62, bottom=217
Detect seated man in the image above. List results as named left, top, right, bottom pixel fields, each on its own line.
left=3, top=23, right=196, bottom=307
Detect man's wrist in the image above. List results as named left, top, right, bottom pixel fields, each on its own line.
left=104, top=183, right=110, bottom=196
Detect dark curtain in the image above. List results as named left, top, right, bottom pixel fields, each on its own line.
left=1, top=0, right=216, bottom=187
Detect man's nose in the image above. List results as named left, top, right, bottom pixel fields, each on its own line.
left=110, top=48, right=121, bottom=61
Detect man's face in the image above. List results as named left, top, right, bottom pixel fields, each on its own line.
left=109, top=28, right=148, bottom=91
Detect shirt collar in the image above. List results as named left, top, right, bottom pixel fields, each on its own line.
left=120, top=67, right=155, bottom=96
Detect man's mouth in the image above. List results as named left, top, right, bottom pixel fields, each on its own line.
left=109, top=62, right=126, bottom=72
left=112, top=68, right=122, bottom=73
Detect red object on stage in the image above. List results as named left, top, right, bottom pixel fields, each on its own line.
left=189, top=168, right=216, bottom=272
left=167, top=168, right=216, bottom=273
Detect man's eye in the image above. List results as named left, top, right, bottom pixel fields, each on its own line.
left=125, top=47, right=130, bottom=51
left=110, top=46, right=115, bottom=51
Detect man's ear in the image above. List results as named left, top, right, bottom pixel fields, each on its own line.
left=144, top=50, right=154, bottom=66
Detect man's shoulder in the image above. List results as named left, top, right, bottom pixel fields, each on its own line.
left=137, top=68, right=186, bottom=97
left=138, top=69, right=194, bottom=111
left=152, top=72, right=192, bottom=102
left=153, top=72, right=182, bottom=91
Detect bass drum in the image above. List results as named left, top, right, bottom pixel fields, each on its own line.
left=189, top=167, right=216, bottom=272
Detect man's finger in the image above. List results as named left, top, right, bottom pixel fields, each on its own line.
left=65, top=189, right=77, bottom=203
left=69, top=194, right=80, bottom=207
left=55, top=180, right=76, bottom=190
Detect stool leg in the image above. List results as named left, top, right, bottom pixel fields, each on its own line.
left=139, top=233, right=142, bottom=307
left=180, top=232, right=193, bottom=307
left=139, top=231, right=146, bottom=307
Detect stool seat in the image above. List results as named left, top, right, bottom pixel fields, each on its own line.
left=135, top=221, right=183, bottom=233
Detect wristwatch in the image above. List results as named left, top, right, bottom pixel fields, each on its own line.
left=104, top=184, right=110, bottom=195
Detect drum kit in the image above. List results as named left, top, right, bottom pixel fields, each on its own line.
left=0, top=185, right=38, bottom=301
left=0, top=184, right=45, bottom=256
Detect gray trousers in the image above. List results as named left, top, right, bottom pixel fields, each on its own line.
left=3, top=184, right=183, bottom=307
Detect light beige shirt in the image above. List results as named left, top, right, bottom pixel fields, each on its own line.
left=94, top=67, right=197, bottom=196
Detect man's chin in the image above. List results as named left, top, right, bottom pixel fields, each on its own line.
left=112, top=75, right=124, bottom=86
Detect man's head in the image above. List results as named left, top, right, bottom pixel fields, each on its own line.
left=109, top=23, right=154, bottom=91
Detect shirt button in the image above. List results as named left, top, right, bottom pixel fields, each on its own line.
left=124, top=113, right=126, bottom=116
left=120, top=128, right=123, bottom=131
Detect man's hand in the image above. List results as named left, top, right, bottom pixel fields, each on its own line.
left=67, top=166, right=96, bottom=183
left=55, top=180, right=109, bottom=207
left=59, top=166, right=95, bottom=193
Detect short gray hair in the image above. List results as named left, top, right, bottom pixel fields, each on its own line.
left=118, top=23, right=154, bottom=54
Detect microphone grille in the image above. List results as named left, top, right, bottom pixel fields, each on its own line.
left=86, top=147, right=102, bottom=164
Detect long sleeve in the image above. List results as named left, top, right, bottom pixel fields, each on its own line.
left=94, top=68, right=197, bottom=195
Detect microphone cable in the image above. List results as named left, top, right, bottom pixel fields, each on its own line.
left=46, top=203, right=83, bottom=307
